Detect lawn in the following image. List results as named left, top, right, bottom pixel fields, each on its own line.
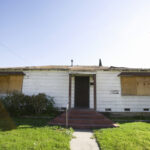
left=94, top=121, right=150, bottom=150
left=0, top=117, right=73, bottom=150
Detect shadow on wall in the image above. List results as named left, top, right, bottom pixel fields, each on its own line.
left=0, top=101, right=16, bottom=131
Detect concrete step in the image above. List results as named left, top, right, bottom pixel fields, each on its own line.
left=52, top=118, right=113, bottom=124
left=60, top=114, right=105, bottom=119
left=50, top=122, right=118, bottom=129
left=49, top=109, right=118, bottom=129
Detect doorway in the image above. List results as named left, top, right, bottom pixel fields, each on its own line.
left=75, top=76, right=89, bottom=108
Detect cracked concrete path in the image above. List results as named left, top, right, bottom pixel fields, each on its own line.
left=70, top=130, right=100, bottom=150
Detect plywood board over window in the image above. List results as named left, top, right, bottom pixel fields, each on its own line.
left=0, top=74, right=24, bottom=94
left=8, top=75, right=24, bottom=93
left=136, top=77, right=150, bottom=96
left=120, top=72, right=150, bottom=96
left=0, top=76, right=10, bottom=93
left=121, top=76, right=137, bottom=95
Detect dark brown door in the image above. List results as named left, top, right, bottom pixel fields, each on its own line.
left=75, top=76, right=89, bottom=108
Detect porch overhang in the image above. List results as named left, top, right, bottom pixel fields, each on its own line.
left=69, top=71, right=96, bottom=76
left=118, top=72, right=150, bottom=77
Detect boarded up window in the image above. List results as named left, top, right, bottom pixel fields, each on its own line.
left=121, top=76, right=150, bottom=96
left=0, top=75, right=24, bottom=94
left=136, top=77, right=150, bottom=96
left=121, top=76, right=137, bottom=95
left=0, top=76, right=10, bottom=93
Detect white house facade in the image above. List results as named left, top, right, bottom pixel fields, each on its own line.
left=1, top=65, right=150, bottom=113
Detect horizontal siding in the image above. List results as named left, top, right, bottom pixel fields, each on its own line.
left=22, top=71, right=69, bottom=108
left=97, top=71, right=150, bottom=112
left=21, top=70, right=150, bottom=112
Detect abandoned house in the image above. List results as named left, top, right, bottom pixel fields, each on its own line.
left=0, top=64, right=150, bottom=115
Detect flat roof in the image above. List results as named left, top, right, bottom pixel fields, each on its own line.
left=0, top=65, right=109, bottom=71
left=0, top=65, right=150, bottom=72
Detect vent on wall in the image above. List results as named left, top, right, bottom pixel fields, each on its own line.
left=143, top=108, right=149, bottom=111
left=124, top=108, right=130, bottom=112
left=105, top=108, right=111, bottom=112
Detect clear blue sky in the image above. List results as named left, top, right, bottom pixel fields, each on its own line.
left=0, top=0, right=150, bottom=68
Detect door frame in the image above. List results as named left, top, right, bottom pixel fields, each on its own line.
left=68, top=74, right=97, bottom=110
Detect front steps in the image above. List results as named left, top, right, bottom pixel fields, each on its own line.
left=49, top=109, right=118, bottom=129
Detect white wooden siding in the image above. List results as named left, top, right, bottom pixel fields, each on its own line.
left=96, top=71, right=150, bottom=112
left=22, top=70, right=150, bottom=112
left=22, top=71, right=69, bottom=108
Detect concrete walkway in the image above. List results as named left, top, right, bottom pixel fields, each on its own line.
left=70, top=130, right=100, bottom=150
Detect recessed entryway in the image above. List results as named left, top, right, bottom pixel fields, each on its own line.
left=75, top=76, right=89, bottom=108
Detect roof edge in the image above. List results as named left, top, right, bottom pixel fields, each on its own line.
left=0, top=65, right=150, bottom=72
left=118, top=72, right=150, bottom=77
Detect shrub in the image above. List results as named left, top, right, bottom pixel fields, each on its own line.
left=0, top=92, right=58, bottom=116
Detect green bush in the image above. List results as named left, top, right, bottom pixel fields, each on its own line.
left=0, top=92, right=58, bottom=116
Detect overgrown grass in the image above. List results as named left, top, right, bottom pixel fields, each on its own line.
left=94, top=122, right=150, bottom=150
left=0, top=118, right=73, bottom=150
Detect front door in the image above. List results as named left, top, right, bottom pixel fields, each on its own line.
left=75, top=76, right=89, bottom=108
